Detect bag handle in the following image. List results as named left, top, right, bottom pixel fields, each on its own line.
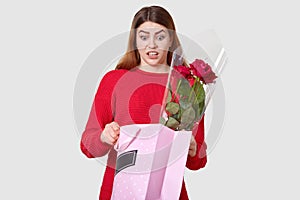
left=114, top=127, right=141, bottom=152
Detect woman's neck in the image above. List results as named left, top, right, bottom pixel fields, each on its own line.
left=137, top=64, right=170, bottom=73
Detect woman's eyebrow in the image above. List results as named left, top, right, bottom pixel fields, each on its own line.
left=155, top=30, right=165, bottom=34
left=138, top=29, right=166, bottom=34
left=138, top=30, right=150, bottom=34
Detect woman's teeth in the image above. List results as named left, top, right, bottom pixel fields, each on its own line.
left=148, top=52, right=158, bottom=56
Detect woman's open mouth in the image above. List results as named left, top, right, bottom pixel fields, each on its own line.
left=147, top=51, right=159, bottom=59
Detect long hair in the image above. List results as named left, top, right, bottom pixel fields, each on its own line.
left=116, top=6, right=186, bottom=70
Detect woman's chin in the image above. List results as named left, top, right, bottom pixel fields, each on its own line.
left=144, top=59, right=165, bottom=67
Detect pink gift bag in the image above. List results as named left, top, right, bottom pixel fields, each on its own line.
left=111, top=124, right=192, bottom=200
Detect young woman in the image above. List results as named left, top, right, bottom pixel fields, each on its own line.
left=80, top=5, right=207, bottom=200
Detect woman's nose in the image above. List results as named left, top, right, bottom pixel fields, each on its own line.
left=148, top=37, right=157, bottom=49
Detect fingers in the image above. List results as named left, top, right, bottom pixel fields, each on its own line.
left=190, top=135, right=196, bottom=148
left=110, top=121, right=120, bottom=132
left=188, top=149, right=196, bottom=157
left=189, top=136, right=197, bottom=157
left=188, top=148, right=196, bottom=157
left=101, top=122, right=120, bottom=145
left=107, top=124, right=120, bottom=141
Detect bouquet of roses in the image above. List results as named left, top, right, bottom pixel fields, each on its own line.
left=160, top=58, right=218, bottom=131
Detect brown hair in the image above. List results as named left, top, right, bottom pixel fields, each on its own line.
left=116, top=5, right=186, bottom=70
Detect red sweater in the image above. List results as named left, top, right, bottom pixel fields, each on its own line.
left=80, top=68, right=207, bottom=200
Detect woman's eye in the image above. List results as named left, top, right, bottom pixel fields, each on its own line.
left=140, top=35, right=148, bottom=41
left=157, top=35, right=165, bottom=41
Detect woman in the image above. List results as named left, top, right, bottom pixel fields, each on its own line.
left=80, top=5, right=207, bottom=200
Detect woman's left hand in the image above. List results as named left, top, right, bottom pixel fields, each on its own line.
left=188, top=135, right=197, bottom=157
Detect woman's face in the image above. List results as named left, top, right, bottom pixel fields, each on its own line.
left=136, top=21, right=172, bottom=67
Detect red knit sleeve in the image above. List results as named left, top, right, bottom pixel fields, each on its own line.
left=80, top=70, right=125, bottom=158
left=186, top=115, right=207, bottom=170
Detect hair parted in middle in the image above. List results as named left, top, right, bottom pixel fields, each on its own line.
left=116, top=5, right=187, bottom=70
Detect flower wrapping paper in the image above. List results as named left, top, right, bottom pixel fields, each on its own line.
left=111, top=124, right=192, bottom=200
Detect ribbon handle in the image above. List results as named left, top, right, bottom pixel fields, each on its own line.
left=114, top=127, right=141, bottom=152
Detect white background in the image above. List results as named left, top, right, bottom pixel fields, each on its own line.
left=1, top=0, right=299, bottom=199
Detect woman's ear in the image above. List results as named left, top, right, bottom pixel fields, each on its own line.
left=169, top=34, right=174, bottom=48
left=168, top=37, right=172, bottom=48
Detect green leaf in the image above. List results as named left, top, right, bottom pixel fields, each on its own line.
left=165, top=117, right=180, bottom=129
left=166, top=102, right=180, bottom=115
left=160, top=117, right=166, bottom=125
left=172, top=108, right=182, bottom=121
left=193, top=80, right=205, bottom=104
left=194, top=101, right=204, bottom=121
left=180, top=107, right=196, bottom=129
left=166, top=90, right=172, bottom=103
left=179, top=98, right=192, bottom=109
left=177, top=78, right=191, bottom=97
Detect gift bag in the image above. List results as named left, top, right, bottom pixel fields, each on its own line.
left=111, top=124, right=192, bottom=200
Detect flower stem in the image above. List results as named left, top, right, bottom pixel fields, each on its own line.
left=175, top=79, right=182, bottom=97
left=188, top=78, right=197, bottom=102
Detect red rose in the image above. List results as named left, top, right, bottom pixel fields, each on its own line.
left=187, top=76, right=195, bottom=86
left=173, top=65, right=191, bottom=78
left=191, top=59, right=217, bottom=84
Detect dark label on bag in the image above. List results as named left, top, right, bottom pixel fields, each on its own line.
left=115, top=150, right=138, bottom=176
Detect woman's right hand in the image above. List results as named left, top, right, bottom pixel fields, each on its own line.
left=100, top=122, right=120, bottom=145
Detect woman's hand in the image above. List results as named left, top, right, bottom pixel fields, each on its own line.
left=188, top=135, right=197, bottom=157
left=100, top=122, right=120, bottom=145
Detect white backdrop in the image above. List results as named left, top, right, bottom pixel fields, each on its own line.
left=0, top=0, right=299, bottom=199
